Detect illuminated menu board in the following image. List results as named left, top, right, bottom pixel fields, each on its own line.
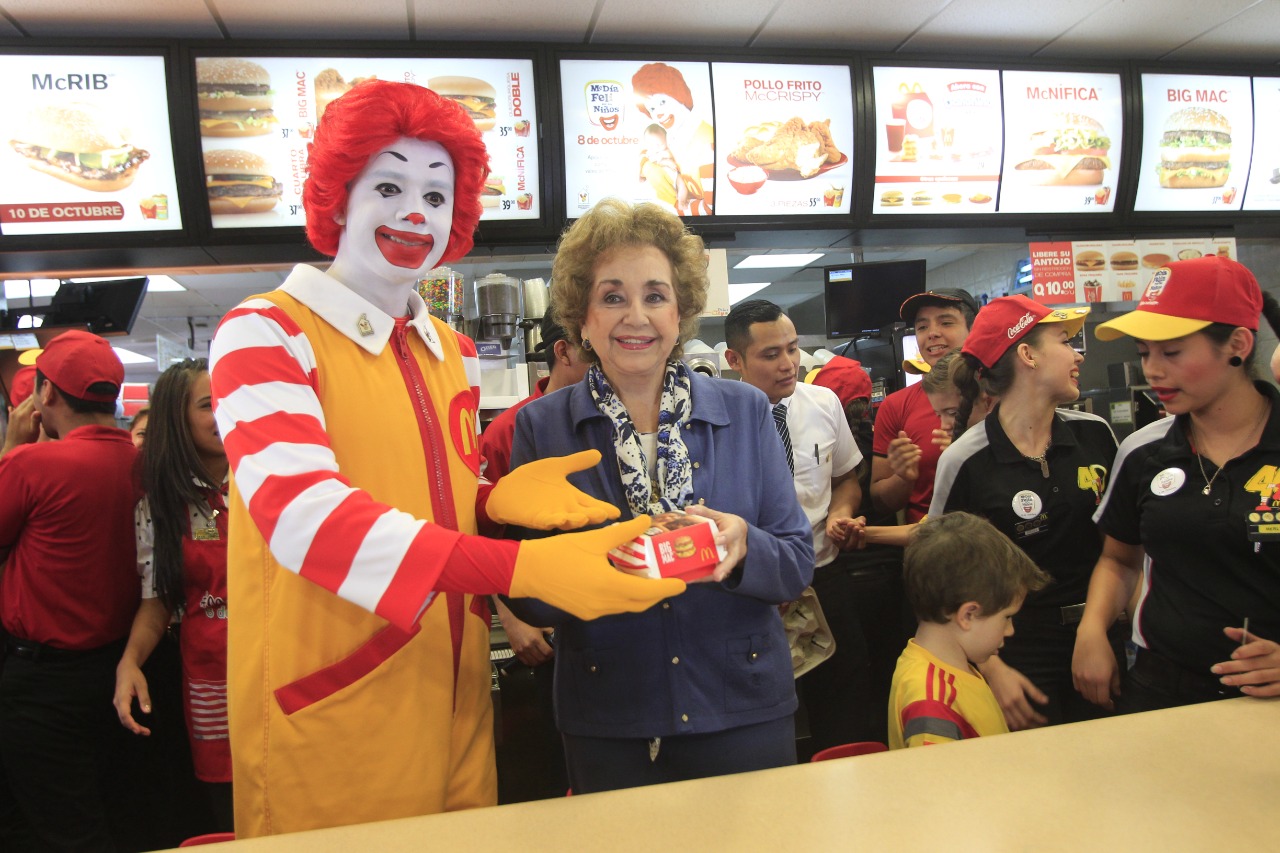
left=871, top=66, right=1002, bottom=214
left=1243, top=77, right=1280, bottom=211
left=0, top=54, right=183, bottom=236
left=1133, top=73, right=1253, bottom=212
left=710, top=63, right=853, bottom=216
left=194, top=56, right=538, bottom=229
left=560, top=59, right=715, bottom=218
left=998, top=70, right=1124, bottom=214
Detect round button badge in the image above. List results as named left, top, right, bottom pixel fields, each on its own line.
left=1150, top=468, right=1186, bottom=497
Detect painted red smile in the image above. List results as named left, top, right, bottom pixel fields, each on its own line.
left=376, top=226, right=435, bottom=269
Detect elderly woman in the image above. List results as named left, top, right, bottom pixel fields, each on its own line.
left=505, top=198, right=813, bottom=793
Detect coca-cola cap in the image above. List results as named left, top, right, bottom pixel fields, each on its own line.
left=961, top=295, right=1090, bottom=369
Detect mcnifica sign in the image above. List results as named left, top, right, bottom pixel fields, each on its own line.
left=1007, top=311, right=1037, bottom=338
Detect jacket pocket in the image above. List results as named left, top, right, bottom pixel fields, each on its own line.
left=723, top=631, right=791, bottom=713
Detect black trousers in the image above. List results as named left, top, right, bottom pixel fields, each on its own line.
left=1119, top=647, right=1241, bottom=714
left=0, top=640, right=124, bottom=853
left=1000, top=610, right=1127, bottom=726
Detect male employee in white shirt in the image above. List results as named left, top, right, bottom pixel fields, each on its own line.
left=725, top=300, right=867, bottom=755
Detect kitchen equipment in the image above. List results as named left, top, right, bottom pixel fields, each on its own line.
left=474, top=273, right=523, bottom=347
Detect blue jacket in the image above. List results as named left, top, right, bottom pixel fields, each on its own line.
left=506, top=372, right=814, bottom=739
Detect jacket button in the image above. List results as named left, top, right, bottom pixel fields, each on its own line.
left=671, top=656, right=680, bottom=665
left=662, top=602, right=670, bottom=609
left=589, top=665, right=598, bottom=673
left=693, top=462, right=700, bottom=469
left=750, top=652, right=759, bottom=661
left=681, top=714, right=689, bottom=722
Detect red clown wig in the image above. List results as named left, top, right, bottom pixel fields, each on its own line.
left=303, top=79, right=490, bottom=264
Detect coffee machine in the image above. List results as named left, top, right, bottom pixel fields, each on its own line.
left=471, top=273, right=528, bottom=409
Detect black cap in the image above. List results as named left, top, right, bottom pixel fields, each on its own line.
left=533, top=313, right=570, bottom=354
left=899, top=288, right=981, bottom=324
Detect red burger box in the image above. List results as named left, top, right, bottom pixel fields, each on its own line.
left=608, top=510, right=726, bottom=582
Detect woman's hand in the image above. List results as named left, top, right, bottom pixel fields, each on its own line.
left=684, top=505, right=747, bottom=583
left=114, top=661, right=153, bottom=736
left=886, top=432, right=922, bottom=483
left=981, top=655, right=1049, bottom=730
left=495, top=599, right=554, bottom=667
left=1214, top=627, right=1280, bottom=697
left=1072, top=624, right=1122, bottom=710
left=828, top=515, right=866, bottom=551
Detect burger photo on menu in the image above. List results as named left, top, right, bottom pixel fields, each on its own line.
left=196, top=58, right=278, bottom=137
left=204, top=149, right=283, bottom=215
left=482, top=175, right=505, bottom=208
left=427, top=76, right=497, bottom=132
left=9, top=102, right=150, bottom=192
left=1012, top=112, right=1111, bottom=186
left=1157, top=107, right=1231, bottom=189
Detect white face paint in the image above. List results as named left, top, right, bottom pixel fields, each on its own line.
left=328, top=137, right=455, bottom=302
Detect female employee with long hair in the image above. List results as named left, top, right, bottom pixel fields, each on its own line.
left=1073, top=256, right=1280, bottom=709
left=114, top=359, right=232, bottom=829
left=930, top=297, right=1124, bottom=730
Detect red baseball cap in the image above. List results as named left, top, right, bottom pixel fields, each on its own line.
left=808, top=356, right=872, bottom=405
left=961, top=295, right=1089, bottom=369
left=34, top=330, right=123, bottom=403
left=8, top=366, right=36, bottom=406
left=1094, top=256, right=1261, bottom=342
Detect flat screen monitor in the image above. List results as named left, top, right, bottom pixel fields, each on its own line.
left=192, top=54, right=539, bottom=229
left=1133, top=73, right=1253, bottom=212
left=0, top=53, right=184, bottom=236
left=0, top=277, right=146, bottom=336
left=824, top=260, right=927, bottom=339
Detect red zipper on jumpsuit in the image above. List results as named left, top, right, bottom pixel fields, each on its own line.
left=391, top=321, right=457, bottom=530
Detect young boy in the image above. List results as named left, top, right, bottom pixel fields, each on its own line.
left=889, top=512, right=1049, bottom=748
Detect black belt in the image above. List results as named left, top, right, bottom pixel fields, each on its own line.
left=1014, top=603, right=1087, bottom=626
left=3, top=636, right=119, bottom=662
left=1131, top=647, right=1237, bottom=700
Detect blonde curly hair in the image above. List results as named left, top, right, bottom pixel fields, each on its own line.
left=549, top=198, right=708, bottom=365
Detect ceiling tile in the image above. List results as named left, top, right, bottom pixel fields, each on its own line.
left=900, top=0, right=1114, bottom=57
left=3, top=0, right=224, bottom=38
left=212, top=0, right=409, bottom=40
left=1162, top=4, right=1280, bottom=63
left=592, top=0, right=763, bottom=46
left=753, top=0, right=947, bottom=50
left=413, top=0, right=597, bottom=42
left=1033, top=0, right=1261, bottom=60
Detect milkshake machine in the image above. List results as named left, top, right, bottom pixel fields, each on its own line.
left=471, top=272, right=528, bottom=408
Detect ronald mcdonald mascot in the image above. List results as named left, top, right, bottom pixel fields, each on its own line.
left=209, top=80, right=684, bottom=838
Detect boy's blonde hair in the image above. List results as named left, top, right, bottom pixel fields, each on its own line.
left=905, top=512, right=1050, bottom=624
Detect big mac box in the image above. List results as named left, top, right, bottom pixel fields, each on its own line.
left=608, top=510, right=726, bottom=582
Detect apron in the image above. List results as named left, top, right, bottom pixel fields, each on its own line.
left=180, top=487, right=231, bottom=783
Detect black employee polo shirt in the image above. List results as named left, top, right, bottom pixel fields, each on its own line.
left=1095, top=381, right=1280, bottom=675
left=931, top=406, right=1119, bottom=608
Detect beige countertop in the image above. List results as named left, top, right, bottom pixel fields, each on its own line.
left=195, top=697, right=1278, bottom=852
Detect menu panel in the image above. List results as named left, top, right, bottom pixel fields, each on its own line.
left=871, top=66, right=1002, bottom=214
left=710, top=63, right=853, bottom=216
left=1029, top=237, right=1237, bottom=305
left=1243, top=77, right=1280, bottom=211
left=1133, top=73, right=1253, bottom=212
left=195, top=56, right=538, bottom=229
left=998, top=70, right=1124, bottom=214
left=0, top=54, right=184, bottom=236
left=561, top=59, right=715, bottom=218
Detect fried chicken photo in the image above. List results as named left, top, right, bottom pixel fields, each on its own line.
left=734, top=117, right=843, bottom=179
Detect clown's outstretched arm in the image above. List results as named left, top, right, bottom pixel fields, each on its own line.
left=210, top=300, right=684, bottom=628
left=481, top=449, right=621, bottom=531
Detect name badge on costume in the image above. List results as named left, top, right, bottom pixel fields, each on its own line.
left=1150, top=467, right=1186, bottom=497
left=192, top=525, right=221, bottom=541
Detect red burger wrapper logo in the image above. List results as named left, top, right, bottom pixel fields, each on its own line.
left=608, top=511, right=726, bottom=582
left=584, top=80, right=623, bottom=132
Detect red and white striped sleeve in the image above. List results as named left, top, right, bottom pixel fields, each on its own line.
left=209, top=298, right=461, bottom=631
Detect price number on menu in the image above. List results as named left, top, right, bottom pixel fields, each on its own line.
left=809, top=197, right=819, bottom=207
left=289, top=205, right=301, bottom=216
left=502, top=200, right=512, bottom=211
left=1033, top=280, right=1073, bottom=299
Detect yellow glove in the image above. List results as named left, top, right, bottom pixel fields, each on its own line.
left=510, top=516, right=686, bottom=620
left=488, top=449, right=621, bottom=530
